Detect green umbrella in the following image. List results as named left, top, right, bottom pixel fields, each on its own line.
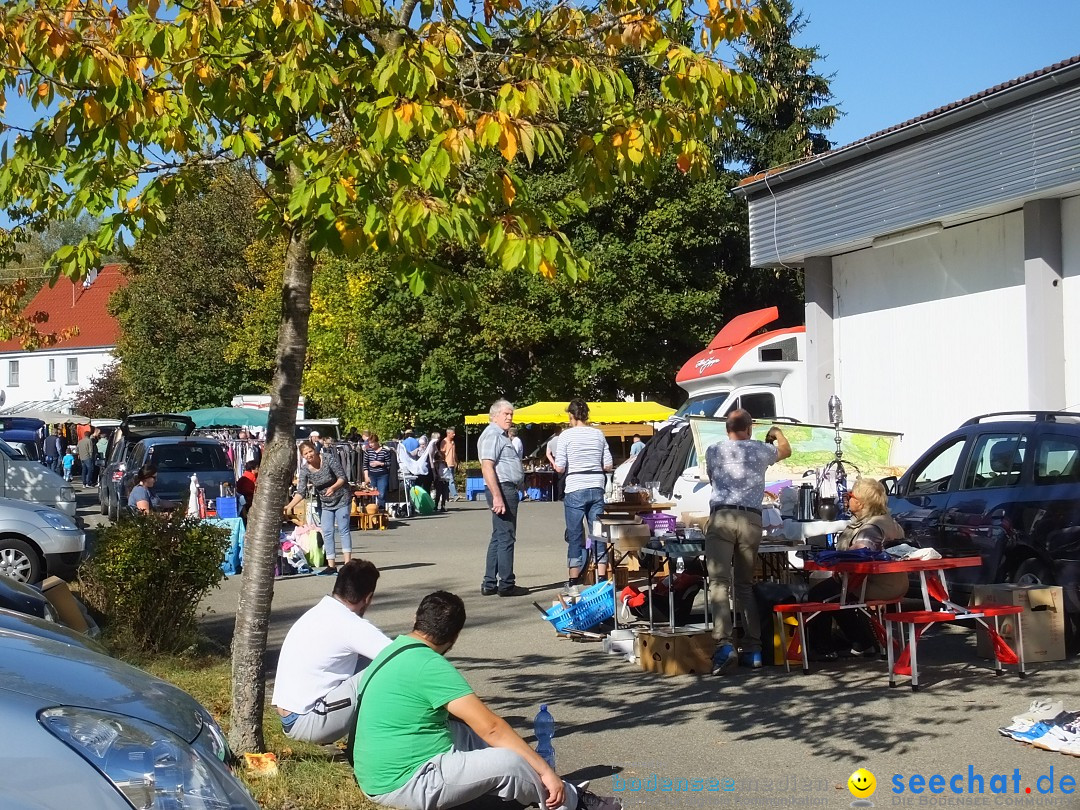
left=181, top=407, right=269, bottom=429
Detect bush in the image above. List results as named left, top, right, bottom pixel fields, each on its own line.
left=80, top=513, right=229, bottom=654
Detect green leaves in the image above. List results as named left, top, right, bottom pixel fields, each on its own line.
left=0, top=0, right=766, bottom=286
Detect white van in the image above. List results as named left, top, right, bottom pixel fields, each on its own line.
left=0, top=440, right=77, bottom=518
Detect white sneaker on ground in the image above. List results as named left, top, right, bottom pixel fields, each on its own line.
left=1011, top=700, right=1064, bottom=724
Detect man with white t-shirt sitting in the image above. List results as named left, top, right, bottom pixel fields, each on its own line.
left=272, top=559, right=392, bottom=744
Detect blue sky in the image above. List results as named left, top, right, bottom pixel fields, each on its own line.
left=793, top=1, right=1080, bottom=149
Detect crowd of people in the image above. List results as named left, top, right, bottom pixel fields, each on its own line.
left=268, top=400, right=908, bottom=810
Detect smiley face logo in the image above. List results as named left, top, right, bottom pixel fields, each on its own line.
left=848, top=768, right=876, bottom=799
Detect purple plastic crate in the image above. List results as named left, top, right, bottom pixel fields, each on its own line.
left=638, top=512, right=677, bottom=535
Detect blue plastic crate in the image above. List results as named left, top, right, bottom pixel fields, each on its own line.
left=215, top=496, right=239, bottom=519
left=542, top=580, right=615, bottom=633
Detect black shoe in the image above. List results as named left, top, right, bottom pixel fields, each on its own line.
left=578, top=789, right=623, bottom=809
left=480, top=586, right=498, bottom=596
left=498, top=585, right=529, bottom=597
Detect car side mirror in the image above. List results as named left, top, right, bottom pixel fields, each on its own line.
left=880, top=475, right=898, bottom=495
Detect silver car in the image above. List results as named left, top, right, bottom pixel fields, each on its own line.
left=0, top=496, right=85, bottom=583
left=0, top=629, right=259, bottom=809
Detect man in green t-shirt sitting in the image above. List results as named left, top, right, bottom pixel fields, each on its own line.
left=352, top=591, right=621, bottom=810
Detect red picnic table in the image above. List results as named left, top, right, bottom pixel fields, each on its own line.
left=777, top=556, right=1026, bottom=690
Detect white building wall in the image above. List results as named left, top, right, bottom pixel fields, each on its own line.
left=1061, top=195, right=1080, bottom=412
left=831, top=213, right=1026, bottom=466
left=0, top=347, right=115, bottom=408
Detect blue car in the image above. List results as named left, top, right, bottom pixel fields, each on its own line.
left=887, top=411, right=1080, bottom=615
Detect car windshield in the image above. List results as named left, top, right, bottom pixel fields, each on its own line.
left=149, top=443, right=231, bottom=472
left=0, top=439, right=22, bottom=460
left=675, top=392, right=730, bottom=418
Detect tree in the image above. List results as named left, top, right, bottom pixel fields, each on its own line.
left=0, top=0, right=771, bottom=753
left=72, top=360, right=136, bottom=418
left=110, top=165, right=271, bottom=411
left=725, top=0, right=838, bottom=173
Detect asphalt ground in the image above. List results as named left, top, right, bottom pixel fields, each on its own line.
left=81, top=489, right=1080, bottom=809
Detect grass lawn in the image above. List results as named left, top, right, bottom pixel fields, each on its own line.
left=138, top=651, right=380, bottom=810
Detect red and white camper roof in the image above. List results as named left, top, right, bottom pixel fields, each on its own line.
left=675, top=307, right=804, bottom=385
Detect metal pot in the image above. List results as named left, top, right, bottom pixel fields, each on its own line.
left=796, top=484, right=818, bottom=522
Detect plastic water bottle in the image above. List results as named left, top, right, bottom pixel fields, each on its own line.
left=534, top=705, right=555, bottom=769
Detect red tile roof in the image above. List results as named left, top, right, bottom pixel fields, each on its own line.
left=0, top=264, right=127, bottom=353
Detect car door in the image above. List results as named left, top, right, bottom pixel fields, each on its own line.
left=890, top=434, right=968, bottom=549
left=1028, top=430, right=1080, bottom=582
left=940, top=430, right=1028, bottom=590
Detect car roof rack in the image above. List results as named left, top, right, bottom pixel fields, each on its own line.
left=961, top=411, right=1080, bottom=426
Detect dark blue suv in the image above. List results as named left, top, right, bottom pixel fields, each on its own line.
left=887, top=412, right=1080, bottom=617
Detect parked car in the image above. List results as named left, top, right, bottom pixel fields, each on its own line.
left=121, top=436, right=236, bottom=511
left=0, top=496, right=85, bottom=583
left=99, top=413, right=195, bottom=522
left=0, top=573, right=59, bottom=620
left=0, top=605, right=106, bottom=654
left=0, top=629, right=258, bottom=809
left=0, top=438, right=76, bottom=517
left=887, top=411, right=1080, bottom=603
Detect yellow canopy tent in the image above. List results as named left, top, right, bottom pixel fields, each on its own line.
left=464, top=401, right=674, bottom=425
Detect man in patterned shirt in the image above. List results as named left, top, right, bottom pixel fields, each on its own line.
left=704, top=409, right=790, bottom=675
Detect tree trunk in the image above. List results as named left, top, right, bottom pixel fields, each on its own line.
left=228, top=223, right=314, bottom=754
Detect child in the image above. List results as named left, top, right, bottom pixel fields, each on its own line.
left=62, top=446, right=76, bottom=481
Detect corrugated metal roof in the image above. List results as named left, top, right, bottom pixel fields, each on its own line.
left=739, top=53, right=1080, bottom=194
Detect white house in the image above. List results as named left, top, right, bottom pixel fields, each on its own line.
left=0, top=264, right=126, bottom=414
left=735, top=55, right=1080, bottom=465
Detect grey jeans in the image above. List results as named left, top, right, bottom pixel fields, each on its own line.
left=279, top=670, right=365, bottom=745
left=369, top=721, right=578, bottom=810
left=704, top=509, right=763, bottom=650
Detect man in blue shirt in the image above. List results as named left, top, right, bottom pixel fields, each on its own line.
left=629, top=435, right=645, bottom=457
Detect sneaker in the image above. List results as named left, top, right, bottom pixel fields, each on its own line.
left=316, top=567, right=338, bottom=576
left=1011, top=700, right=1064, bottom=724
left=849, top=643, right=880, bottom=658
left=577, top=789, right=623, bottom=810
left=711, top=644, right=737, bottom=676
left=739, top=650, right=763, bottom=669
left=563, top=583, right=582, bottom=598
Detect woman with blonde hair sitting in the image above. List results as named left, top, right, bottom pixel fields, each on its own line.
left=807, top=476, right=907, bottom=659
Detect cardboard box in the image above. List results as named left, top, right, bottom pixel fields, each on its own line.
left=582, top=564, right=629, bottom=590
left=40, top=576, right=90, bottom=633
left=636, top=629, right=715, bottom=676
left=972, top=584, right=1066, bottom=663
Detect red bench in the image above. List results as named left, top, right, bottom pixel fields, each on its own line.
left=885, top=603, right=1025, bottom=691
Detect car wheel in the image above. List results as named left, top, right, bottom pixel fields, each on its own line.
left=99, top=486, right=108, bottom=515
left=0, top=538, right=42, bottom=584
left=1011, top=558, right=1054, bottom=587
left=108, top=494, right=119, bottom=523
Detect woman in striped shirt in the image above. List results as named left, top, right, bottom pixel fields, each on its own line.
left=363, top=434, right=394, bottom=508
left=553, top=399, right=613, bottom=595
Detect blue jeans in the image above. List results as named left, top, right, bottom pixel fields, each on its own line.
left=563, top=487, right=607, bottom=570
left=81, top=458, right=95, bottom=486
left=369, top=473, right=389, bottom=508
left=319, top=504, right=352, bottom=561
left=483, top=482, right=519, bottom=590
left=443, top=466, right=458, bottom=499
